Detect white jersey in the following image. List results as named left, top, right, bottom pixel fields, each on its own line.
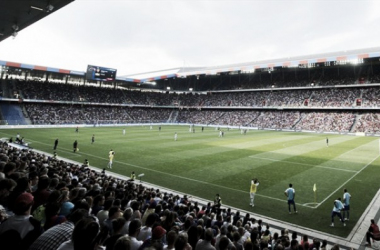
left=333, top=200, right=344, bottom=212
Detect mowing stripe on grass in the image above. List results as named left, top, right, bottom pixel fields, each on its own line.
left=248, top=155, right=358, bottom=173
left=315, top=154, right=380, bottom=208
left=24, top=137, right=312, bottom=207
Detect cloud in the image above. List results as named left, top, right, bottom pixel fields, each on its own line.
left=0, top=0, right=380, bottom=75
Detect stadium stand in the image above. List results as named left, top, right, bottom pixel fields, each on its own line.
left=0, top=140, right=356, bottom=250
left=2, top=60, right=380, bottom=250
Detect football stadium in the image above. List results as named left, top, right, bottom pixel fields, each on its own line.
left=0, top=1, right=380, bottom=250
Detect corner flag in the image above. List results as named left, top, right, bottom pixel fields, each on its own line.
left=313, top=183, right=317, bottom=192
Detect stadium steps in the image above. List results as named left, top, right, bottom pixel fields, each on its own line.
left=169, top=110, right=179, bottom=122
left=20, top=104, right=32, bottom=125
left=209, top=112, right=226, bottom=125
left=350, top=114, right=361, bottom=133
left=291, top=113, right=304, bottom=129
left=245, top=112, right=260, bottom=126
left=0, top=103, right=28, bottom=125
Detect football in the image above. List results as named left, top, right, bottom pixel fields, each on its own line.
left=76, top=148, right=79, bottom=152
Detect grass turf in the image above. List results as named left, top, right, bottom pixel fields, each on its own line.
left=1, top=125, right=379, bottom=237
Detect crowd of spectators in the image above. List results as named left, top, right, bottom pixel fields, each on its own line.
left=24, top=104, right=173, bottom=124
left=5, top=79, right=380, bottom=109
left=22, top=103, right=378, bottom=134
left=355, top=113, right=380, bottom=133
left=0, top=140, right=343, bottom=250
left=307, top=88, right=360, bottom=107
left=2, top=77, right=380, bottom=134
left=294, top=112, right=356, bottom=132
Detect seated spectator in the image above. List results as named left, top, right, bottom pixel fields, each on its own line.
left=104, top=217, right=126, bottom=250
left=57, top=217, right=100, bottom=250
left=366, top=219, right=380, bottom=247
left=0, top=192, right=42, bottom=250
left=28, top=208, right=88, bottom=250
left=164, top=230, right=177, bottom=250
left=139, top=225, right=166, bottom=250
left=195, top=227, right=215, bottom=250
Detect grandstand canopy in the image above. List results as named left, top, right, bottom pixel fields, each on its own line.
left=0, top=0, right=74, bottom=42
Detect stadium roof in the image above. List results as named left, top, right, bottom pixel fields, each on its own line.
left=2, top=46, right=380, bottom=84
left=117, top=47, right=380, bottom=83
left=0, top=1, right=379, bottom=84
left=0, top=0, right=74, bottom=42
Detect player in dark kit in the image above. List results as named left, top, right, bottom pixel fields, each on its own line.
left=92, top=134, right=95, bottom=144
left=54, top=139, right=58, bottom=150
left=73, top=140, right=78, bottom=152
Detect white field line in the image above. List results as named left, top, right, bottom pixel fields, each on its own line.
left=6, top=133, right=377, bottom=209
left=12, top=137, right=301, bottom=206
left=314, top=154, right=380, bottom=208
left=248, top=156, right=358, bottom=173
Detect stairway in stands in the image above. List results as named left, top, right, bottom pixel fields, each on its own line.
left=0, top=103, right=28, bottom=125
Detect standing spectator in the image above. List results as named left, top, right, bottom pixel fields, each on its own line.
left=284, top=184, right=297, bottom=214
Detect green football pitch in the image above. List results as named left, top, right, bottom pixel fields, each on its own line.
left=1, top=125, right=379, bottom=237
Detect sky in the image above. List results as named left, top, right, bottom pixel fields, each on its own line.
left=0, top=0, right=380, bottom=76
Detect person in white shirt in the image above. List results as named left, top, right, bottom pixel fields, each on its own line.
left=121, top=219, right=143, bottom=250
left=163, top=230, right=178, bottom=250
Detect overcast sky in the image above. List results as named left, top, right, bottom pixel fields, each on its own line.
left=0, top=0, right=379, bottom=76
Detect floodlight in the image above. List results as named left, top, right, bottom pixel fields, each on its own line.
left=166, top=87, right=171, bottom=90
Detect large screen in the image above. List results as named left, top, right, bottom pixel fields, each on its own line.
left=86, top=65, right=117, bottom=81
